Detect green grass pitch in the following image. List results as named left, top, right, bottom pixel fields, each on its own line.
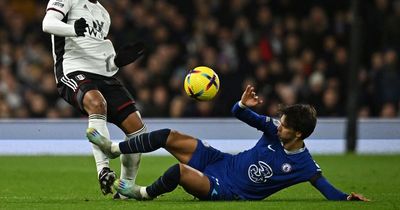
left=0, top=155, right=399, bottom=210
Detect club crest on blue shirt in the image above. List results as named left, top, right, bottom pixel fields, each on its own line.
left=281, top=163, right=292, bottom=173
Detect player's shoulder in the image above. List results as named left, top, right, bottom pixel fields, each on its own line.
left=47, top=0, right=74, bottom=4
left=265, top=116, right=281, bottom=127
left=47, top=0, right=79, bottom=8
left=70, top=0, right=84, bottom=7
left=299, top=149, right=322, bottom=169
left=96, top=1, right=107, bottom=9
left=60, top=0, right=82, bottom=7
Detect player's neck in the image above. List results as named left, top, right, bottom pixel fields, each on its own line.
left=88, top=0, right=97, bottom=3
left=283, top=139, right=304, bottom=151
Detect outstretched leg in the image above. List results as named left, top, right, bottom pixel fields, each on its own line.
left=87, top=129, right=199, bottom=164
left=114, top=163, right=210, bottom=200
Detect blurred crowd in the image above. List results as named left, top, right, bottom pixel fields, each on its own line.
left=0, top=0, right=400, bottom=119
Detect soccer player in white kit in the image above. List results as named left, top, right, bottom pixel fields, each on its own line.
left=42, top=0, right=145, bottom=197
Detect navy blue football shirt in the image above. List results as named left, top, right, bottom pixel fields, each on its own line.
left=203, top=102, right=347, bottom=200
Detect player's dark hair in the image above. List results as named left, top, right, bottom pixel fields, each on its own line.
left=278, top=104, right=317, bottom=139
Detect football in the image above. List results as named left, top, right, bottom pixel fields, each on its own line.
left=184, top=66, right=220, bottom=101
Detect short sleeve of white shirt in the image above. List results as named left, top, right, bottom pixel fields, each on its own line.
left=46, top=0, right=73, bottom=17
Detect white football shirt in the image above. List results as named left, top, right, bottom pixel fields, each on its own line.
left=45, top=0, right=118, bottom=83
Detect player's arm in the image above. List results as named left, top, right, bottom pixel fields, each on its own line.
left=309, top=173, right=370, bottom=201
left=42, top=11, right=87, bottom=37
left=42, top=0, right=87, bottom=37
left=232, top=85, right=277, bottom=133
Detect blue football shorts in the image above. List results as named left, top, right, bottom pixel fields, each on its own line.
left=187, top=139, right=241, bottom=200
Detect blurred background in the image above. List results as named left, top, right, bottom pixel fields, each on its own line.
left=0, top=0, right=399, bottom=119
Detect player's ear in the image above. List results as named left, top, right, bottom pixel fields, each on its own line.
left=295, top=131, right=302, bottom=140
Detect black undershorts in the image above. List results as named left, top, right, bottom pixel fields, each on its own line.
left=57, top=71, right=138, bottom=126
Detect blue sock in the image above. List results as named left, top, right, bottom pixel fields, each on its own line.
left=146, top=164, right=181, bottom=198
left=119, top=129, right=171, bottom=154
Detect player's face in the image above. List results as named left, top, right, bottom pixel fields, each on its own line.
left=277, top=115, right=298, bottom=144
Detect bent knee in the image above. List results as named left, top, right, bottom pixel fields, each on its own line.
left=178, top=163, right=192, bottom=179
left=88, top=99, right=107, bottom=112
left=169, top=130, right=180, bottom=138
left=84, top=97, right=107, bottom=114
left=178, top=164, right=208, bottom=188
left=169, top=130, right=196, bottom=140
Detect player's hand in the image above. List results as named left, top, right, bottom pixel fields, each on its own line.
left=74, top=18, right=88, bottom=37
left=240, top=85, right=263, bottom=107
left=114, top=42, right=145, bottom=67
left=347, top=192, right=370, bottom=201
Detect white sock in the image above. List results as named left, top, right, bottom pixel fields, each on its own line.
left=111, top=142, right=121, bottom=154
left=88, top=114, right=110, bottom=175
left=120, top=124, right=146, bottom=181
left=140, top=186, right=151, bottom=199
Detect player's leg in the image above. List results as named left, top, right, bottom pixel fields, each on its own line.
left=87, top=128, right=198, bottom=164
left=117, top=130, right=220, bottom=166
left=82, top=89, right=116, bottom=195
left=178, top=163, right=211, bottom=198
left=57, top=72, right=115, bottom=195
left=164, top=130, right=199, bottom=163
left=114, top=163, right=210, bottom=200
left=98, top=81, right=146, bottom=198
left=118, top=111, right=145, bottom=184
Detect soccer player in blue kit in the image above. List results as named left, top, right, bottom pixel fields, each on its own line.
left=87, top=85, right=369, bottom=201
